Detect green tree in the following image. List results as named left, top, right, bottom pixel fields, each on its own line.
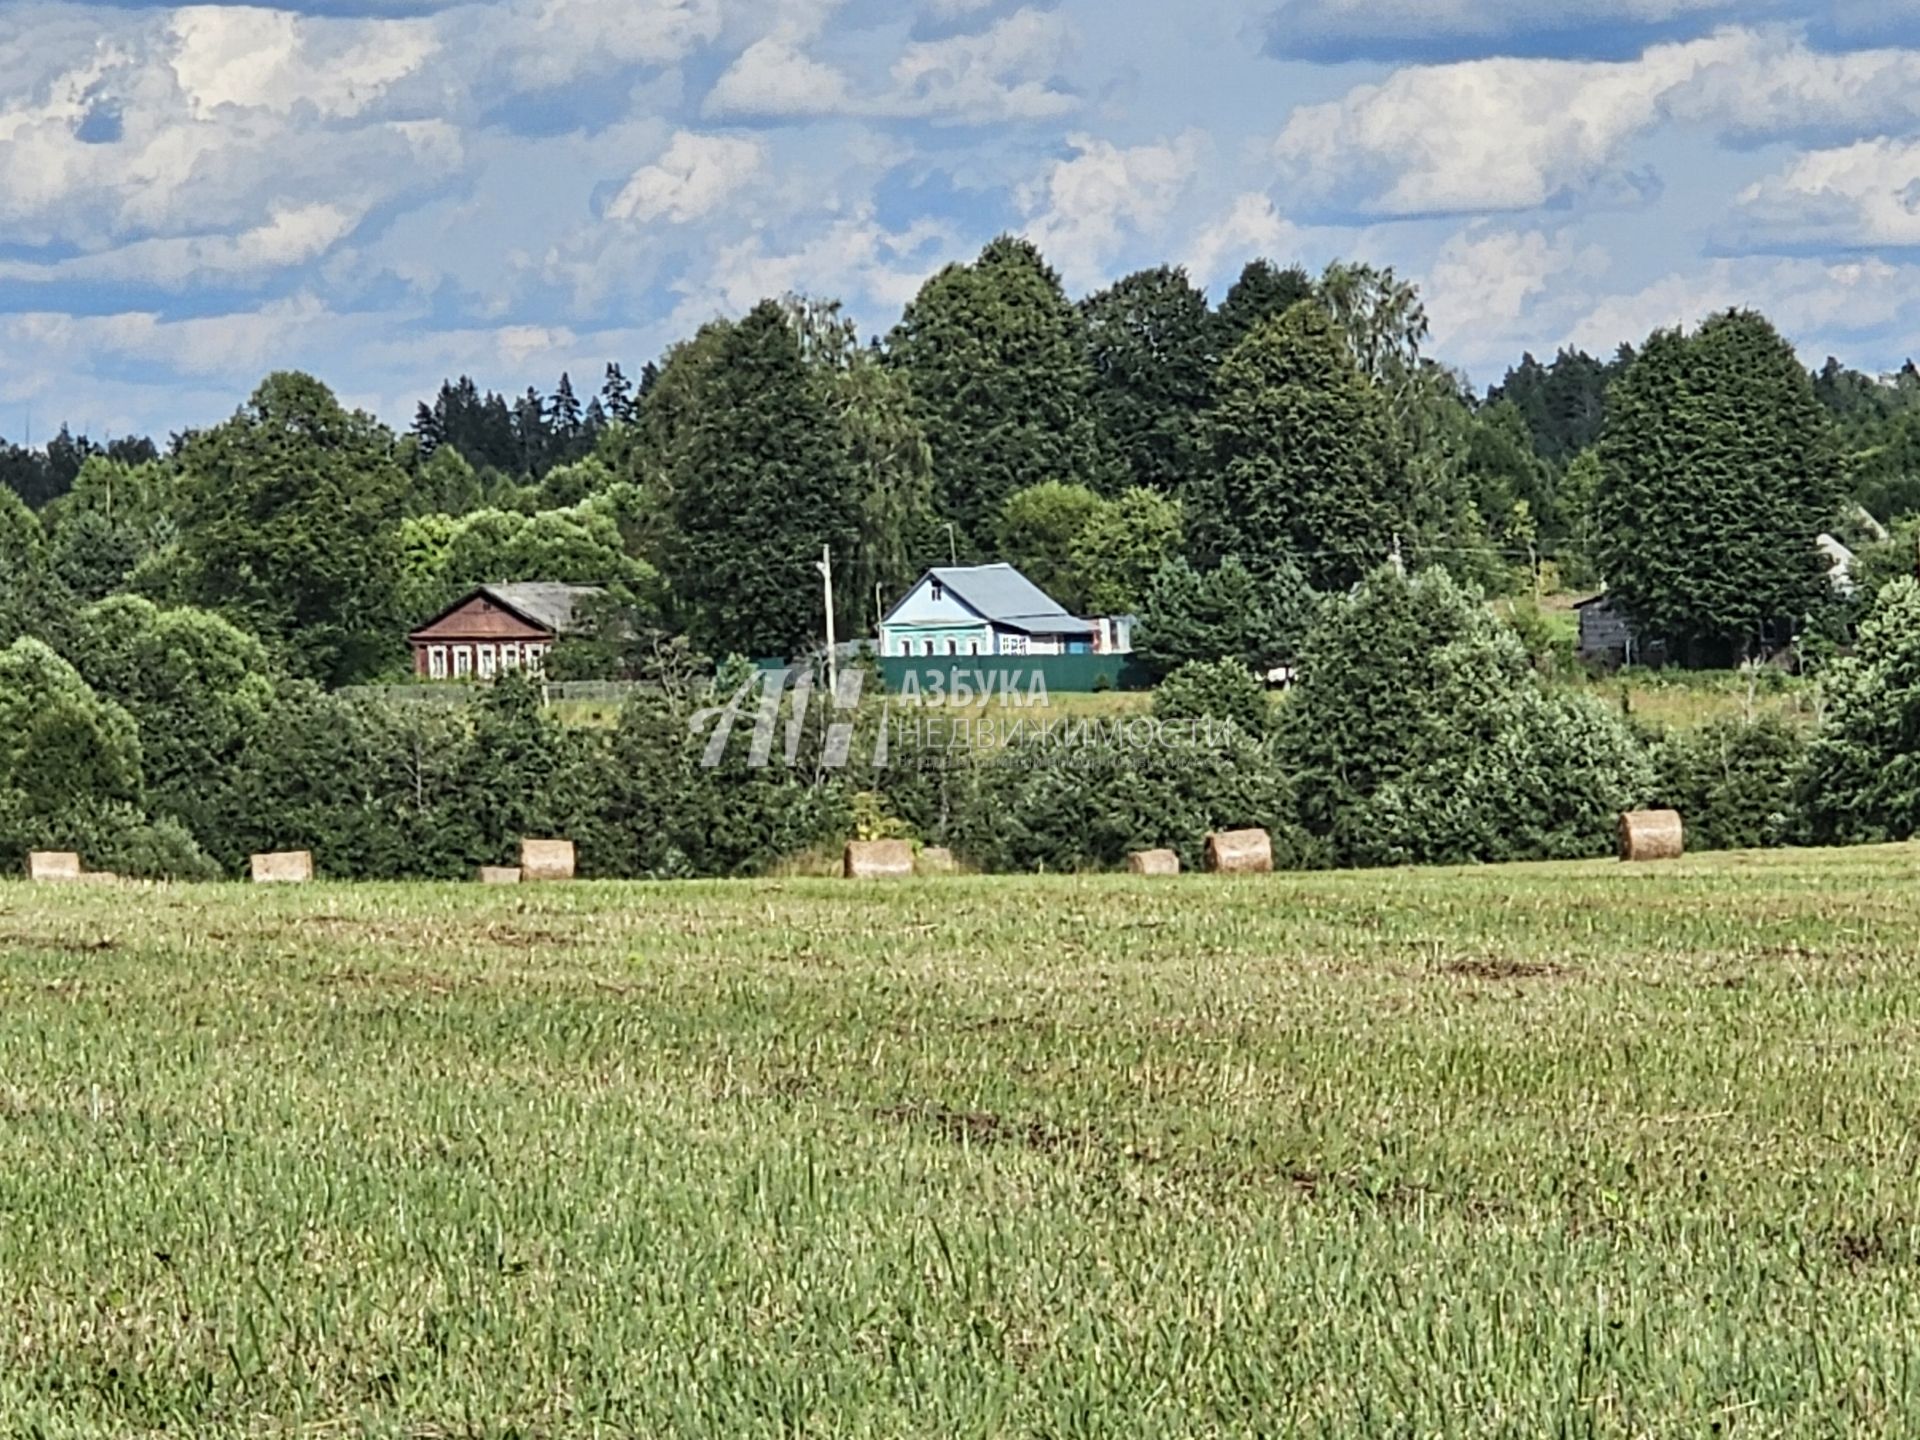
left=1281, top=566, right=1651, bottom=866
left=0, top=638, right=142, bottom=818
left=1211, top=259, right=1315, bottom=355
left=662, top=301, right=859, bottom=659
left=42, top=457, right=180, bottom=601
left=1082, top=266, right=1215, bottom=492
left=176, top=372, right=409, bottom=685
left=1133, top=556, right=1311, bottom=679
left=1070, top=488, right=1183, bottom=616
left=1597, top=311, right=1844, bottom=664
left=994, top=482, right=1106, bottom=612
left=0, top=488, right=66, bottom=646
left=889, top=236, right=1112, bottom=550
left=1198, top=303, right=1404, bottom=591
left=1152, top=658, right=1269, bottom=735
left=1802, top=577, right=1920, bottom=842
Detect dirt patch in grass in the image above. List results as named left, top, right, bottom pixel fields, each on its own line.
left=1442, top=958, right=1573, bottom=983
left=875, top=1102, right=1091, bottom=1155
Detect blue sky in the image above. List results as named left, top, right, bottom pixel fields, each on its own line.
left=3, top=0, right=1919, bottom=439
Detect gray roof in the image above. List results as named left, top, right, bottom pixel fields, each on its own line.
left=919, top=564, right=1095, bottom=637
left=477, top=582, right=603, bottom=636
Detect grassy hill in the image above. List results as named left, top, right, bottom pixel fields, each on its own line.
left=3, top=850, right=1915, bottom=1433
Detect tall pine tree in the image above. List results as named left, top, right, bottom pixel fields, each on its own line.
left=1081, top=265, right=1215, bottom=494
left=888, top=236, right=1112, bottom=552
left=662, top=302, right=859, bottom=660
left=1597, top=309, right=1844, bottom=664
left=1197, top=303, right=1404, bottom=592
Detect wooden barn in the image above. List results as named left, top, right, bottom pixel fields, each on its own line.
left=409, top=583, right=601, bottom=680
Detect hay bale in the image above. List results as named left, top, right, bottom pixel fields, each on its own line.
left=519, top=839, right=576, bottom=882
left=844, top=839, right=914, bottom=880
left=916, top=846, right=958, bottom=877
left=1205, top=829, right=1273, bottom=875
left=26, top=851, right=82, bottom=883
left=1127, top=849, right=1181, bottom=877
left=1619, top=809, right=1685, bottom=862
left=251, top=851, right=314, bottom=884
left=479, top=866, right=523, bottom=886
left=76, top=871, right=126, bottom=886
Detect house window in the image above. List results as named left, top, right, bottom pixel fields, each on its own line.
left=1001, top=633, right=1029, bottom=657
left=921, top=640, right=935, bottom=657
left=453, top=647, right=472, bottom=678
left=428, top=646, right=447, bottom=680
left=501, top=645, right=521, bottom=671
left=478, top=645, right=497, bottom=679
left=946, top=639, right=958, bottom=656
left=931, top=581, right=945, bottom=603
left=526, top=645, right=546, bottom=676
left=967, top=639, right=981, bottom=656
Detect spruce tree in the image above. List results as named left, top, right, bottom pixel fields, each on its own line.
left=1081, top=266, right=1215, bottom=493
left=1597, top=309, right=1844, bottom=663
left=663, top=301, right=859, bottom=660
left=1198, top=303, right=1404, bottom=592
left=888, top=236, right=1112, bottom=552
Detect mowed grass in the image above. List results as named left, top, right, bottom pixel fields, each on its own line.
left=3, top=852, right=1920, bottom=1436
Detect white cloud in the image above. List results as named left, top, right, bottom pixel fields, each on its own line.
left=1184, top=193, right=1303, bottom=288
left=607, top=131, right=767, bottom=224
left=1427, top=227, right=1607, bottom=331
left=706, top=7, right=1076, bottom=123
left=1018, top=132, right=1204, bottom=288
left=483, top=0, right=723, bottom=91
left=1735, top=138, right=1920, bottom=248
left=1272, top=28, right=1920, bottom=218
left=665, top=211, right=957, bottom=322
left=168, top=6, right=437, bottom=118
left=1568, top=256, right=1920, bottom=355
left=0, top=202, right=361, bottom=288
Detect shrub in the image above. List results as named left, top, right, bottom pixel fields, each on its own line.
left=1654, top=716, right=1806, bottom=852
left=1153, top=659, right=1270, bottom=736
left=1802, top=577, right=1920, bottom=843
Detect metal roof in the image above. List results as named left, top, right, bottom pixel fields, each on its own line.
left=911, top=564, right=1095, bottom=637
left=410, top=582, right=604, bottom=639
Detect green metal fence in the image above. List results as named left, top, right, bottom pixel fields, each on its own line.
left=876, top=654, right=1151, bottom=696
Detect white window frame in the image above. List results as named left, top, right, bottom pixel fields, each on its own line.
left=931, top=581, right=945, bottom=603
left=921, top=639, right=935, bottom=657
left=453, top=646, right=472, bottom=679
left=526, top=645, right=546, bottom=676
left=1000, top=633, right=1029, bottom=657
left=501, top=644, right=521, bottom=671
left=477, top=645, right=497, bottom=679
left=428, top=646, right=447, bottom=680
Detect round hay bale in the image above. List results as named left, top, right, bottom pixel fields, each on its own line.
left=845, top=840, right=914, bottom=880
left=1618, top=809, right=1685, bottom=862
left=1205, top=829, right=1273, bottom=875
left=1127, top=849, right=1181, bottom=877
left=478, top=866, right=523, bottom=886
left=916, top=846, right=958, bottom=877
left=519, top=839, right=576, bottom=882
left=251, top=851, right=314, bottom=884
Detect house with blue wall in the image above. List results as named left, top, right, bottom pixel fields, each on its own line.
left=879, top=565, right=1101, bottom=658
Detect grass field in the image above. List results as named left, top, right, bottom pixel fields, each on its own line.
left=4, top=850, right=1919, bottom=1436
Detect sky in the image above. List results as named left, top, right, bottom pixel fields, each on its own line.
left=3, top=0, right=1920, bottom=440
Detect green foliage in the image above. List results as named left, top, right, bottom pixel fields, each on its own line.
left=660, top=303, right=860, bottom=660
left=1134, top=556, right=1312, bottom=680
left=42, top=458, right=180, bottom=601
left=1597, top=311, right=1845, bottom=663
left=994, top=482, right=1106, bottom=612
left=956, top=727, right=1309, bottom=874
left=176, top=372, right=409, bottom=685
left=1196, top=303, right=1404, bottom=592
left=1070, top=488, right=1183, bottom=616
left=1152, top=659, right=1269, bottom=736
left=889, top=236, right=1113, bottom=550
left=1281, top=567, right=1652, bottom=866
left=1082, top=266, right=1215, bottom=492
left=1487, top=348, right=1621, bottom=466
left=1653, top=715, right=1806, bottom=852
left=0, top=638, right=142, bottom=818
left=1211, top=259, right=1315, bottom=355
left=1802, top=577, right=1920, bottom=843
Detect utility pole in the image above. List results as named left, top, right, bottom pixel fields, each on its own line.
left=816, top=544, right=838, bottom=699
left=943, top=522, right=958, bottom=566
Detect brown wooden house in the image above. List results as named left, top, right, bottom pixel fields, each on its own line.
left=409, top=583, right=601, bottom=681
